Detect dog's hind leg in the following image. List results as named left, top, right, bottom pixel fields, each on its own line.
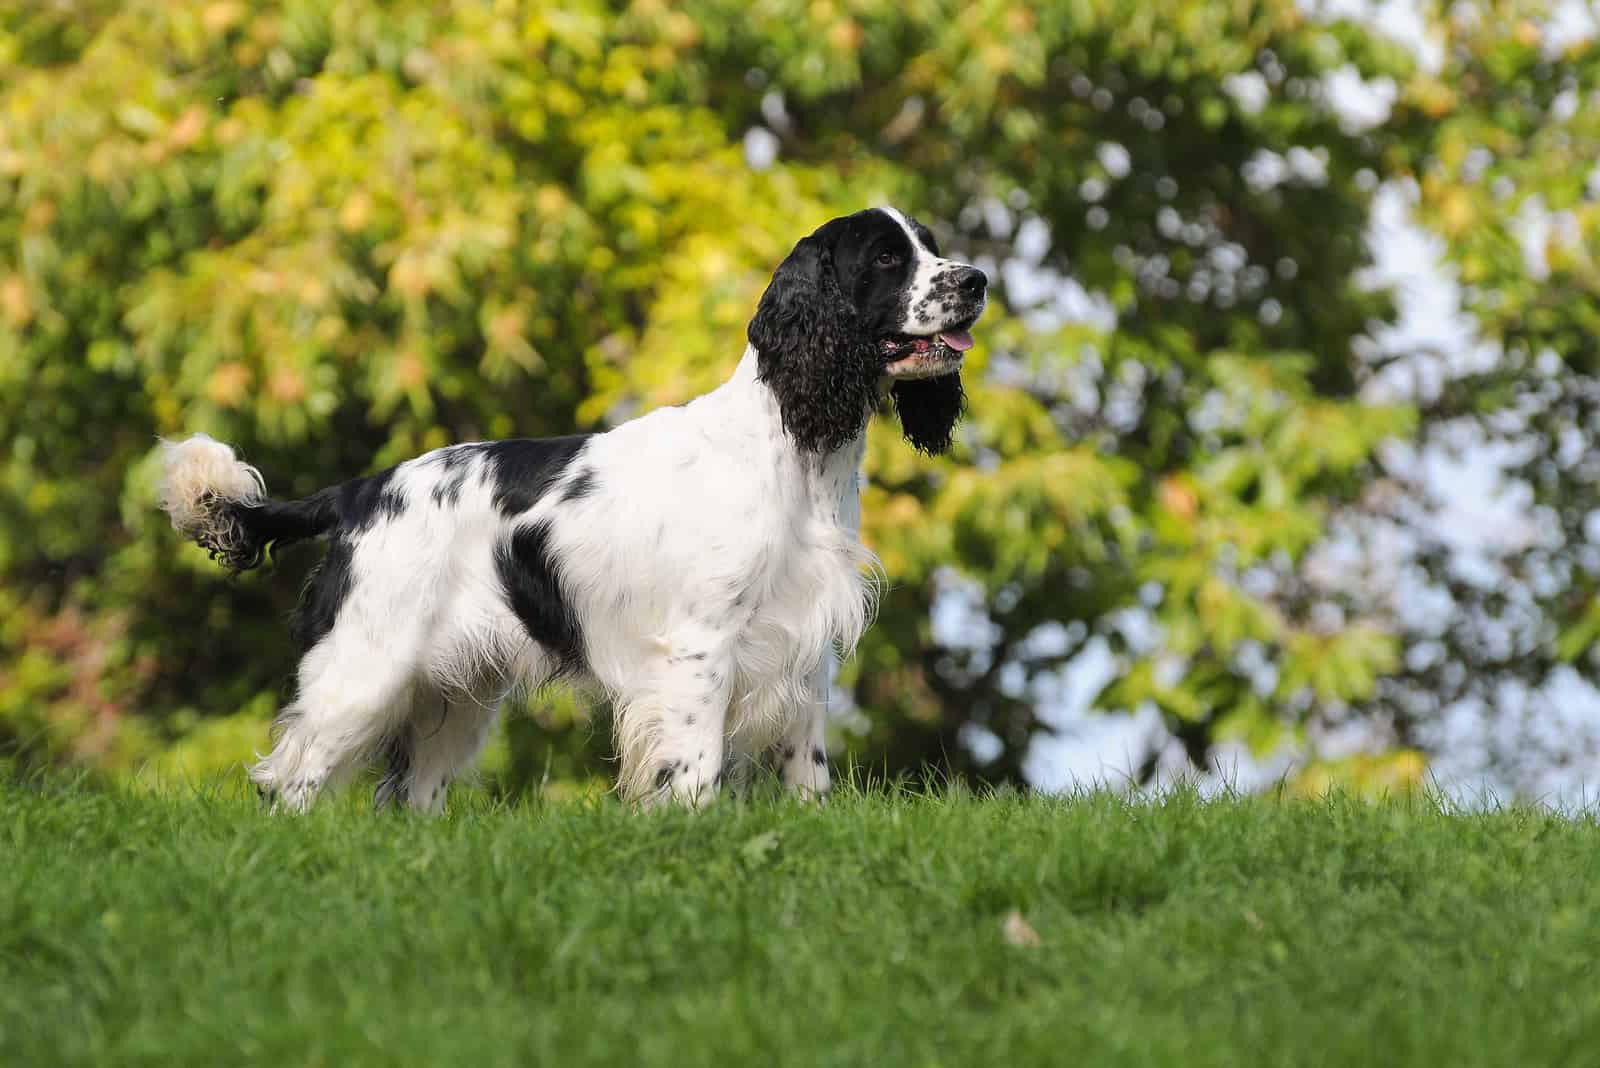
left=251, top=635, right=420, bottom=813
left=375, top=686, right=503, bottom=815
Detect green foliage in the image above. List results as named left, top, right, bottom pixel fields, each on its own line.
left=1371, top=1, right=1600, bottom=745
left=5, top=776, right=1600, bottom=1066
left=0, top=0, right=1586, bottom=787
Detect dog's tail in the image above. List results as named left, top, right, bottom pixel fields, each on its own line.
left=157, top=433, right=338, bottom=572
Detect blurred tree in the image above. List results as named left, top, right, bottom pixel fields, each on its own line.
left=1356, top=0, right=1600, bottom=788
left=1, top=0, right=1578, bottom=792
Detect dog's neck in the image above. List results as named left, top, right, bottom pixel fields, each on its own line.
left=709, top=347, right=867, bottom=506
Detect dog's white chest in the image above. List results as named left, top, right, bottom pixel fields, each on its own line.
left=720, top=445, right=873, bottom=748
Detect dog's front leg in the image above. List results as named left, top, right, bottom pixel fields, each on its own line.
left=613, top=637, right=733, bottom=807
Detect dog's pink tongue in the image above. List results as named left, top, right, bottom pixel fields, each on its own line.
left=937, top=329, right=974, bottom=352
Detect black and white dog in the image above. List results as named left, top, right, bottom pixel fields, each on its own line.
left=158, top=207, right=987, bottom=811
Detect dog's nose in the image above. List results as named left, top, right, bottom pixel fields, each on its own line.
left=956, top=266, right=987, bottom=297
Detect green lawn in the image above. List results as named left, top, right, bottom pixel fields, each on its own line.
left=2, top=774, right=1597, bottom=1066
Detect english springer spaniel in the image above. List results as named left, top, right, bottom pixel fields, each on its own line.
left=158, top=207, right=987, bottom=811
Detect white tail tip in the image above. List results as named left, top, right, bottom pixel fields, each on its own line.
left=156, top=433, right=266, bottom=540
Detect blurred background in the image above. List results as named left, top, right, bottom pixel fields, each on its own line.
left=2, top=0, right=1597, bottom=803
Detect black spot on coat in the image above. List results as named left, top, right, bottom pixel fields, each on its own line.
left=495, top=519, right=585, bottom=674
left=430, top=447, right=476, bottom=507
left=560, top=466, right=598, bottom=503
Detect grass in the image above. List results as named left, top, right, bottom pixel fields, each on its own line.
left=2, top=774, right=1598, bottom=1067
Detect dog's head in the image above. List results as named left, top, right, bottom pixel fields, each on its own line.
left=748, top=207, right=988, bottom=456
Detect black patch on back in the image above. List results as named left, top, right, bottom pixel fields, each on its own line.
left=560, top=466, right=598, bottom=503
left=495, top=518, right=585, bottom=674
left=482, top=436, right=592, bottom=516
left=430, top=447, right=476, bottom=507
left=331, top=466, right=407, bottom=533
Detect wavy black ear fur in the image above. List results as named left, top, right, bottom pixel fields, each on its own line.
left=891, top=374, right=965, bottom=455
left=748, top=225, right=881, bottom=454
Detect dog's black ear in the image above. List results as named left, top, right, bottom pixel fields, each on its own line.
left=748, top=224, right=880, bottom=454
left=748, top=233, right=833, bottom=360
left=891, top=373, right=966, bottom=455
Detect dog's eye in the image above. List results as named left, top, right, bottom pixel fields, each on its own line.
left=874, top=251, right=902, bottom=268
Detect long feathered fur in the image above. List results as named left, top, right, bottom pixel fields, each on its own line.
left=748, top=222, right=885, bottom=456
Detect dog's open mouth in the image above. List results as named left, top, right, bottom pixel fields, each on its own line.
left=879, top=329, right=974, bottom=379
